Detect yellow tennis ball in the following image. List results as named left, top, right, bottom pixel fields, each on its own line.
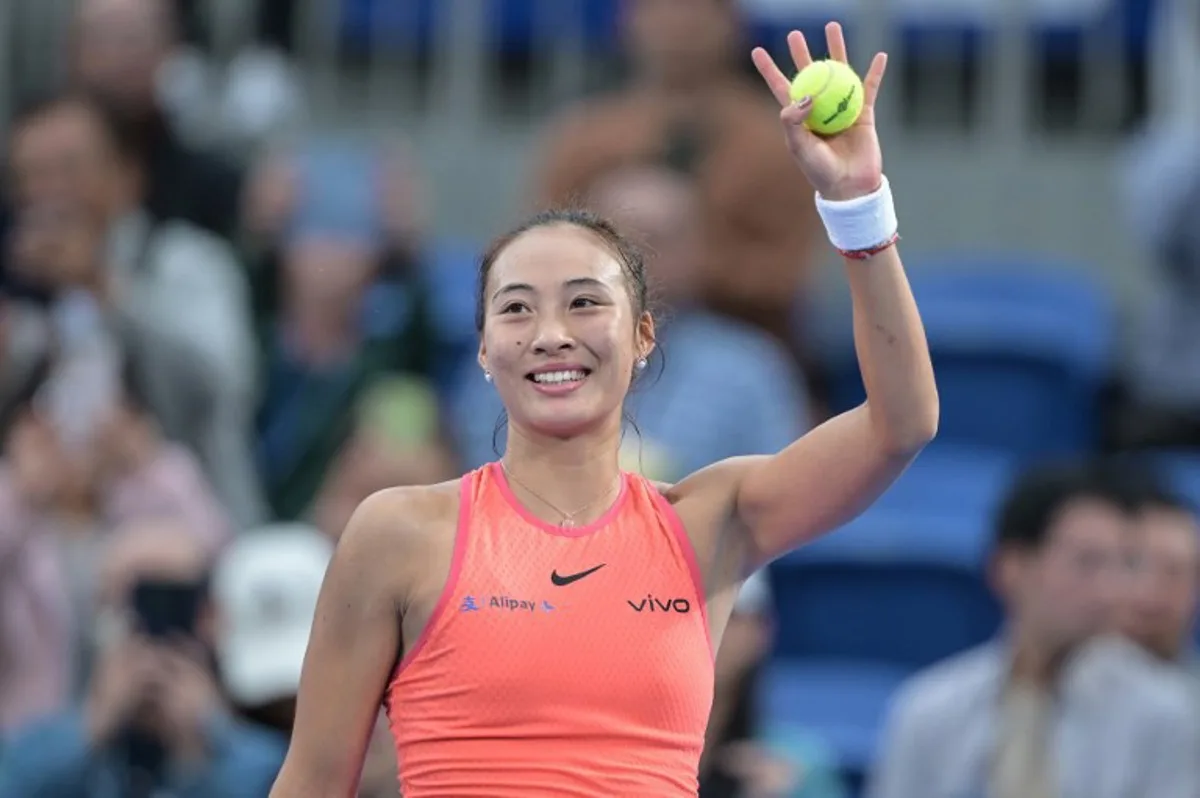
left=789, top=59, right=864, bottom=136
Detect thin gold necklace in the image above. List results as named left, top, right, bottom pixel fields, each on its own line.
left=500, top=462, right=621, bottom=528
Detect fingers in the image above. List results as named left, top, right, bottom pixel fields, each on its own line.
left=780, top=99, right=820, bottom=155
left=786, top=30, right=812, bottom=74
left=780, top=97, right=813, bottom=129
left=751, top=47, right=793, bottom=107
left=157, top=637, right=208, bottom=671
left=826, top=21, right=849, bottom=63
left=863, top=52, right=889, bottom=109
left=758, top=22, right=888, bottom=111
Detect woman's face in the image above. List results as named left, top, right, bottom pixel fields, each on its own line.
left=479, top=224, right=653, bottom=439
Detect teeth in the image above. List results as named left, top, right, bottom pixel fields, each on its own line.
left=532, top=370, right=586, bottom=384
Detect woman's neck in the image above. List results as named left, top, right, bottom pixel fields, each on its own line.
left=501, top=419, right=624, bottom=525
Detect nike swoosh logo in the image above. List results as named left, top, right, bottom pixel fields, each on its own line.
left=550, top=564, right=606, bottom=586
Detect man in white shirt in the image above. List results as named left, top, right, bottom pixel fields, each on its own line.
left=868, top=461, right=1198, bottom=798
left=1117, top=481, right=1199, bottom=679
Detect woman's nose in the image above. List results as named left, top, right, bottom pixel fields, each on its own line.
left=531, top=314, right=575, bottom=353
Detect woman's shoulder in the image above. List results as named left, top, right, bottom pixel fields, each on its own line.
left=655, top=456, right=765, bottom=508
left=336, top=480, right=463, bottom=566
left=650, top=458, right=768, bottom=554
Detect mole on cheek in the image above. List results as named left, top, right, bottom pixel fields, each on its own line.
left=515, top=341, right=523, bottom=347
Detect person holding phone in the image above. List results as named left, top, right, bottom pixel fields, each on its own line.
left=0, top=354, right=229, bottom=736
left=0, top=519, right=285, bottom=798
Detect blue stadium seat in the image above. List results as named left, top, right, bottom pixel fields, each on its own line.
left=1142, top=450, right=1200, bottom=509
left=829, top=261, right=1115, bottom=460
left=871, top=445, right=1018, bottom=519
left=769, top=510, right=1002, bottom=669
left=758, top=660, right=909, bottom=778
left=741, top=0, right=1153, bottom=61
left=487, top=0, right=621, bottom=55
left=340, top=0, right=438, bottom=51
left=424, top=238, right=482, bottom=390
left=424, top=238, right=480, bottom=342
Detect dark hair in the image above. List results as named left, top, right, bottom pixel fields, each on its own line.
left=2, top=343, right=151, bottom=421
left=993, top=460, right=1130, bottom=553
left=1131, top=483, right=1195, bottom=516
left=1091, top=457, right=1196, bottom=517
left=474, top=208, right=651, bottom=332
left=0, top=352, right=53, bottom=436
left=10, top=89, right=141, bottom=165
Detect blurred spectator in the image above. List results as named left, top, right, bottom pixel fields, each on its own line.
left=702, top=571, right=774, bottom=796
left=1145, top=0, right=1200, bottom=129
left=0, top=293, right=52, bottom=415
left=9, top=92, right=257, bottom=398
left=1114, top=0, right=1200, bottom=447
left=214, top=2, right=307, bottom=146
left=212, top=525, right=404, bottom=797
left=533, top=0, right=821, bottom=353
left=358, top=712, right=402, bottom=798
left=250, top=140, right=445, bottom=521
left=69, top=0, right=244, bottom=240
left=168, top=0, right=307, bottom=146
left=211, top=521, right=402, bottom=797
left=310, top=376, right=457, bottom=539
left=242, top=137, right=429, bottom=293
left=213, top=524, right=331, bottom=735
left=0, top=356, right=229, bottom=733
left=5, top=91, right=267, bottom=526
left=0, top=519, right=282, bottom=798
left=1118, top=484, right=1199, bottom=671
left=703, top=573, right=849, bottom=798
left=868, top=462, right=1199, bottom=798
left=453, top=163, right=809, bottom=476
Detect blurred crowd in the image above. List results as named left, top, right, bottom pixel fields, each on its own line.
left=0, top=0, right=1195, bottom=797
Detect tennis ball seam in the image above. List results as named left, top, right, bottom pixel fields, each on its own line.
left=819, top=80, right=859, bottom=128
left=804, top=61, right=834, bottom=102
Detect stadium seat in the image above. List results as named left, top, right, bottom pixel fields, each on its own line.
left=740, top=0, right=1152, bottom=60
left=758, top=660, right=909, bottom=781
left=424, top=238, right=483, bottom=390
left=871, top=445, right=1017, bottom=519
left=769, top=510, right=1002, bottom=669
left=827, top=260, right=1115, bottom=460
left=487, top=0, right=621, bottom=56
left=1148, top=450, right=1200, bottom=508
left=340, top=0, right=438, bottom=52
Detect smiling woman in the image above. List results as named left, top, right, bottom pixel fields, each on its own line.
left=475, top=209, right=656, bottom=443
left=270, top=21, right=937, bottom=798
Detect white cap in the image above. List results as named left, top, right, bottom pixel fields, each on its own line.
left=213, top=524, right=334, bottom=706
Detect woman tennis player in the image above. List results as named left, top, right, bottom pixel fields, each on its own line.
left=271, top=22, right=937, bottom=798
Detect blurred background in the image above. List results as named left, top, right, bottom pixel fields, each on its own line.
left=0, top=0, right=1198, bottom=796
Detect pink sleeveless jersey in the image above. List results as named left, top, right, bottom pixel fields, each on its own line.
left=385, top=462, right=714, bottom=796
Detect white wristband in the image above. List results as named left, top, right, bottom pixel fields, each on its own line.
left=814, top=175, right=899, bottom=252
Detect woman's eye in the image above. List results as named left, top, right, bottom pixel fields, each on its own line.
left=499, top=302, right=528, bottom=314
left=570, top=296, right=599, bottom=309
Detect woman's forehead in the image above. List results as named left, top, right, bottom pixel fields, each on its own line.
left=489, top=224, right=624, bottom=291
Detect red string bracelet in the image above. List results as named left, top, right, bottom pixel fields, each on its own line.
left=838, top=232, right=901, bottom=261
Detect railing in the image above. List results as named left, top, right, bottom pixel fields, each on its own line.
left=0, top=1, right=1180, bottom=137
left=3, top=0, right=1196, bottom=281
left=207, top=0, right=1165, bottom=137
